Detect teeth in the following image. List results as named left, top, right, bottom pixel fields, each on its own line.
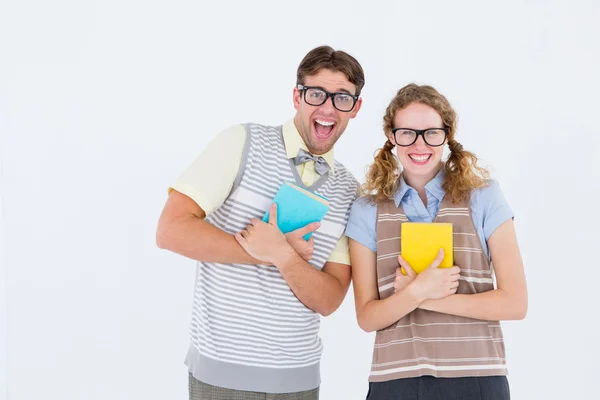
left=315, top=120, right=334, bottom=127
left=409, top=154, right=431, bottom=162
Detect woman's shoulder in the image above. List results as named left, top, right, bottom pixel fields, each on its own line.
left=471, top=179, right=507, bottom=206
left=470, top=179, right=513, bottom=239
left=346, top=196, right=379, bottom=253
left=350, top=195, right=378, bottom=217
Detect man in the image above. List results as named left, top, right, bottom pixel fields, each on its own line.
left=156, top=45, right=365, bottom=400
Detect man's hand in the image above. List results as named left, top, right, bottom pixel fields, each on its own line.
left=284, top=221, right=320, bottom=261
left=234, top=203, right=290, bottom=264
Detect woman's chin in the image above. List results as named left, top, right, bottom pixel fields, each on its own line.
left=402, top=159, right=442, bottom=178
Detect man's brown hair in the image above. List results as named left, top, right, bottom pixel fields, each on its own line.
left=296, top=46, right=365, bottom=96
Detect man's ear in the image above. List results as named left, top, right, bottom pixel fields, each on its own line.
left=350, top=97, right=362, bottom=119
left=293, top=87, right=302, bottom=111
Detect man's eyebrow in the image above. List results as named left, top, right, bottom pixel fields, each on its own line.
left=308, top=85, right=356, bottom=95
left=335, top=88, right=355, bottom=95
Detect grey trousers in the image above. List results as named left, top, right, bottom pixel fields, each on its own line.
left=189, top=374, right=319, bottom=400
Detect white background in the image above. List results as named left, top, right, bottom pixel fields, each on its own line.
left=1, top=1, right=599, bottom=399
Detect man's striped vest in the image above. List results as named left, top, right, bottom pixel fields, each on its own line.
left=185, top=123, right=358, bottom=393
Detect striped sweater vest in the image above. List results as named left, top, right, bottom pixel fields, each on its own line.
left=185, top=123, right=358, bottom=393
left=371, top=194, right=507, bottom=381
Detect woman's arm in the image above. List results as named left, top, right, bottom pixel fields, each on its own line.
left=351, top=240, right=460, bottom=332
left=350, top=239, right=423, bottom=332
left=419, top=219, right=528, bottom=320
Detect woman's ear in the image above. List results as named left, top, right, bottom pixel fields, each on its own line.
left=387, top=131, right=395, bottom=145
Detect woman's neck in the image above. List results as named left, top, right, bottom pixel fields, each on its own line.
left=403, top=163, right=443, bottom=207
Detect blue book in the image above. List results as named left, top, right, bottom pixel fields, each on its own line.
left=262, top=181, right=329, bottom=240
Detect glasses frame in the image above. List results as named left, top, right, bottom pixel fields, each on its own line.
left=390, top=127, right=449, bottom=147
left=297, top=84, right=359, bottom=112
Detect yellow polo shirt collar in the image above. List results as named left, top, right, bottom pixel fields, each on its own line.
left=282, top=120, right=335, bottom=174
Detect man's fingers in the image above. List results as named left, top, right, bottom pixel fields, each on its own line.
left=268, top=203, right=278, bottom=226
left=234, top=232, right=246, bottom=245
left=290, top=221, right=320, bottom=239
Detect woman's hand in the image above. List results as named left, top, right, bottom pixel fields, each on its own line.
left=393, top=258, right=417, bottom=292
left=399, top=249, right=461, bottom=301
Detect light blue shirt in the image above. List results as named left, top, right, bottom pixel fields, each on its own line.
left=345, top=168, right=513, bottom=260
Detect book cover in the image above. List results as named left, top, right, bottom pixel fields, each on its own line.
left=400, top=222, right=454, bottom=274
left=262, top=181, right=329, bottom=240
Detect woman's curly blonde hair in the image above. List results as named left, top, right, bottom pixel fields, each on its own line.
left=360, top=83, right=489, bottom=203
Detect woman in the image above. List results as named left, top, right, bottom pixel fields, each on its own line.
left=346, top=84, right=527, bottom=400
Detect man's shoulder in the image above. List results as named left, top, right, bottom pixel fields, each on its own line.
left=332, top=160, right=358, bottom=184
left=242, top=122, right=282, bottom=132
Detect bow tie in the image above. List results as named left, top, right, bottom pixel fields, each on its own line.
left=293, top=148, right=330, bottom=175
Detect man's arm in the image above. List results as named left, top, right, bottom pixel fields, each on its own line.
left=235, top=204, right=351, bottom=316
left=157, top=189, right=318, bottom=265
left=156, top=190, right=266, bottom=265
left=275, top=253, right=351, bottom=317
left=156, top=125, right=268, bottom=264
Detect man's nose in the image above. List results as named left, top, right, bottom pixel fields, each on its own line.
left=318, top=96, right=337, bottom=114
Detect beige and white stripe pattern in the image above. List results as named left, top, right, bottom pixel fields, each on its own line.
left=370, top=194, right=506, bottom=381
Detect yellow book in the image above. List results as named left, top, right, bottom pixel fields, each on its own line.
left=400, top=222, right=453, bottom=274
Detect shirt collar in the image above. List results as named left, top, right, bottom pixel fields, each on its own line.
left=425, top=167, right=446, bottom=202
left=393, top=166, right=446, bottom=207
left=282, top=119, right=335, bottom=174
left=393, top=176, right=412, bottom=207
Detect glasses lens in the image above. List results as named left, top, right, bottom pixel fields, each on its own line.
left=333, top=94, right=355, bottom=111
left=304, top=88, right=327, bottom=106
left=395, top=129, right=417, bottom=146
left=424, top=129, right=446, bottom=146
